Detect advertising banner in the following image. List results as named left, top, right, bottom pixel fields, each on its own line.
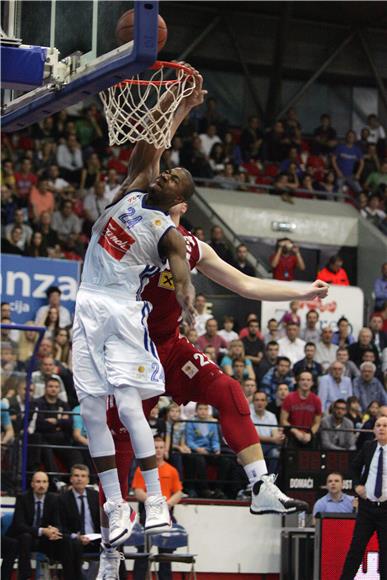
left=1, top=254, right=81, bottom=324
left=261, top=281, right=364, bottom=338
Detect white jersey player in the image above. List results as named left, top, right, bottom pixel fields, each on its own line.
left=73, top=66, right=206, bottom=549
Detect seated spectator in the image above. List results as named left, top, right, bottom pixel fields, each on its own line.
left=250, top=391, right=285, bottom=474
left=197, top=318, right=228, bottom=359
left=261, top=356, right=294, bottom=402
left=264, top=120, right=289, bottom=162
left=318, top=170, right=338, bottom=196
left=44, top=164, right=70, bottom=195
left=35, top=377, right=82, bottom=475
left=368, top=313, right=387, bottom=358
left=199, top=124, right=222, bottom=158
left=301, top=309, right=321, bottom=344
left=5, top=208, right=32, bottom=251
left=365, top=160, right=387, bottom=194
left=267, top=383, right=290, bottom=422
left=147, top=404, right=166, bottom=438
left=239, top=313, right=264, bottom=340
left=42, top=306, right=60, bottom=340
left=82, top=180, right=110, bottom=236
left=79, top=152, right=102, bottom=193
left=312, top=472, right=355, bottom=521
left=35, top=285, right=72, bottom=328
left=71, top=403, right=94, bottom=473
left=272, top=173, right=294, bottom=203
left=320, top=399, right=356, bottom=450
left=51, top=199, right=82, bottom=242
left=348, top=327, right=380, bottom=368
left=24, top=230, right=48, bottom=257
left=240, top=115, right=264, bottom=161
left=336, top=347, right=360, bottom=380
left=56, top=134, right=83, bottom=184
left=192, top=227, right=205, bottom=242
left=58, top=464, right=100, bottom=576
left=263, top=318, right=280, bottom=344
left=331, top=129, right=363, bottom=194
left=14, top=157, right=38, bottom=205
left=242, top=318, right=265, bottom=375
left=180, top=135, right=213, bottom=178
left=346, top=395, right=363, bottom=429
left=281, top=301, right=302, bottom=329
left=318, top=361, right=353, bottom=413
left=281, top=370, right=322, bottom=448
left=208, top=142, right=226, bottom=174
left=366, top=113, right=386, bottom=155
left=332, top=316, right=356, bottom=347
left=318, top=255, right=350, bottom=286
left=234, top=243, right=255, bottom=276
left=373, top=262, right=387, bottom=311
left=2, top=470, right=81, bottom=579
left=293, top=342, right=323, bottom=391
left=17, top=321, right=39, bottom=362
left=29, top=178, right=55, bottom=222
left=102, top=168, right=121, bottom=204
left=131, top=436, right=184, bottom=578
left=31, top=356, right=67, bottom=401
left=270, top=238, right=305, bottom=281
left=2, top=225, right=25, bottom=255
left=277, top=322, right=306, bottom=367
left=165, top=403, right=191, bottom=479
left=186, top=328, right=199, bottom=348
left=315, top=327, right=338, bottom=372
left=34, top=210, right=60, bottom=250
left=193, top=293, right=212, bottom=337
left=185, top=404, right=228, bottom=499
left=203, top=345, right=217, bottom=364
left=361, top=349, right=384, bottom=383
left=208, top=225, right=234, bottom=264
left=1, top=184, right=18, bottom=227
left=220, top=339, right=255, bottom=380
left=256, top=340, right=279, bottom=384
left=361, top=193, right=386, bottom=228
left=54, top=327, right=72, bottom=369
left=311, top=113, right=338, bottom=155
left=362, top=400, right=380, bottom=424
left=217, top=315, right=239, bottom=345
left=353, top=362, right=387, bottom=411
left=1, top=398, right=15, bottom=453
left=241, top=378, right=257, bottom=405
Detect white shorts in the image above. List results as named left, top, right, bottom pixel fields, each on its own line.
left=72, top=287, right=165, bottom=401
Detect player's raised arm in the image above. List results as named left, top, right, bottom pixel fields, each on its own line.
left=116, top=65, right=207, bottom=197
left=159, top=228, right=196, bottom=325
left=197, top=242, right=329, bottom=302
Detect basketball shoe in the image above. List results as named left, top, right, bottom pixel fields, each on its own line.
left=96, top=546, right=123, bottom=580
left=250, top=474, right=309, bottom=515
left=103, top=500, right=136, bottom=547
left=144, top=494, right=171, bottom=533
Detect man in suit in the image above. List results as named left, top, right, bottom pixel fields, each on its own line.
left=59, top=463, right=100, bottom=576
left=340, top=416, right=387, bottom=579
left=4, top=470, right=80, bottom=580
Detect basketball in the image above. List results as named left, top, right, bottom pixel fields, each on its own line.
left=116, top=9, right=168, bottom=52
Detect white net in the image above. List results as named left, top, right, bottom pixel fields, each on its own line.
left=100, top=62, right=196, bottom=149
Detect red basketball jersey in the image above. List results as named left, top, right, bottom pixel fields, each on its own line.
left=142, top=225, right=201, bottom=341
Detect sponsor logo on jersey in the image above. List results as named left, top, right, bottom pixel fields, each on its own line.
left=153, top=219, right=162, bottom=227
left=158, top=270, right=175, bottom=290
left=137, top=365, right=145, bottom=373
left=181, top=361, right=199, bottom=379
left=98, top=218, right=135, bottom=260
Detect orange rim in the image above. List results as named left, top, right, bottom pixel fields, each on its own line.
left=114, top=60, right=194, bottom=88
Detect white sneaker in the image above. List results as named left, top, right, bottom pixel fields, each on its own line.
left=103, top=500, right=137, bottom=547
left=96, top=547, right=123, bottom=580
left=250, top=474, right=309, bottom=515
left=144, top=494, right=171, bottom=533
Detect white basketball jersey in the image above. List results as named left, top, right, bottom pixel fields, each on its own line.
left=80, top=191, right=175, bottom=299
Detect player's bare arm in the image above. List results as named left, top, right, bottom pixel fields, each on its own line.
left=115, top=66, right=207, bottom=198
left=159, top=228, right=196, bottom=325
left=197, top=242, right=329, bottom=301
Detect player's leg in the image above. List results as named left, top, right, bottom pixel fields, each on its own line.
left=72, top=291, right=135, bottom=547
left=114, top=386, right=171, bottom=533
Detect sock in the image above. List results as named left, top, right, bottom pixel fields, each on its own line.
left=141, top=467, right=161, bottom=495
left=101, top=526, right=110, bottom=544
left=244, top=460, right=268, bottom=485
left=99, top=468, right=123, bottom=504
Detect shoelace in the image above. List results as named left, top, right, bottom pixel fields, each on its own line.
left=262, top=474, right=290, bottom=502
left=108, top=503, right=124, bottom=529
left=147, top=496, right=164, bottom=518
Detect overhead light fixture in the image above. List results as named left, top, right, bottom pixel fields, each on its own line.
left=271, top=221, right=296, bottom=232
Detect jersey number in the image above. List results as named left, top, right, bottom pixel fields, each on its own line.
left=193, top=353, right=214, bottom=367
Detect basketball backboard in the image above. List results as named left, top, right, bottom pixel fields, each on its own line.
left=1, top=0, right=160, bottom=131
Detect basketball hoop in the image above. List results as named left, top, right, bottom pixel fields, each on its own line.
left=100, top=61, right=196, bottom=149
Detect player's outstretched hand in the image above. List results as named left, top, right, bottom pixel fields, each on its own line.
left=299, top=280, right=329, bottom=301
left=178, top=61, right=207, bottom=110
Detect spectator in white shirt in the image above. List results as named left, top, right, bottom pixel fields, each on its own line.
left=315, top=327, right=338, bottom=372
left=83, top=181, right=110, bottom=230
left=5, top=208, right=33, bottom=251
left=218, top=315, right=239, bottom=345
left=45, top=164, right=70, bottom=195
left=194, top=293, right=212, bottom=337
left=318, top=361, right=353, bottom=413
left=35, top=286, right=72, bottom=328
left=278, top=323, right=306, bottom=367
left=199, top=124, right=222, bottom=157
left=250, top=391, right=285, bottom=474
left=56, top=135, right=83, bottom=183
left=103, top=169, right=121, bottom=204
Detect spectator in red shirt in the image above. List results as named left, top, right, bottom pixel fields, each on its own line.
left=318, top=255, right=349, bottom=286
left=270, top=238, right=306, bottom=281
left=197, top=318, right=228, bottom=359
left=14, top=158, right=38, bottom=205
left=280, top=370, right=322, bottom=448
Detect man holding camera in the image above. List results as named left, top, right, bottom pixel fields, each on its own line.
left=270, top=238, right=305, bottom=281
